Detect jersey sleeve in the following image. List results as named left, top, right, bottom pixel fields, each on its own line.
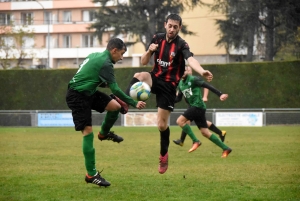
left=193, top=76, right=205, bottom=87
left=109, top=82, right=138, bottom=107
left=180, top=40, right=193, bottom=60
left=194, top=76, right=223, bottom=97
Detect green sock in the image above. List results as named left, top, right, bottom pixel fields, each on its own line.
left=182, top=124, right=199, bottom=143
left=100, top=110, right=119, bottom=135
left=82, top=132, right=96, bottom=176
left=209, top=134, right=228, bottom=150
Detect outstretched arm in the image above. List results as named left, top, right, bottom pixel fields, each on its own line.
left=109, top=82, right=146, bottom=108
left=201, top=82, right=228, bottom=101
left=187, top=57, right=213, bottom=82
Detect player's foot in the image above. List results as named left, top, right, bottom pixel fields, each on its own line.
left=188, top=141, right=202, bottom=153
left=109, top=94, right=128, bottom=114
left=220, top=131, right=227, bottom=142
left=85, top=170, right=111, bottom=187
left=221, top=148, right=232, bottom=158
left=158, top=153, right=168, bottom=174
left=173, top=139, right=184, bottom=146
left=98, top=131, right=124, bottom=143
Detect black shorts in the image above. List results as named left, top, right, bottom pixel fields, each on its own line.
left=66, top=88, right=112, bottom=131
left=150, top=73, right=176, bottom=111
left=182, top=106, right=208, bottom=129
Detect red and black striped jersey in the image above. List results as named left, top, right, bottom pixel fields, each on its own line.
left=149, top=33, right=193, bottom=86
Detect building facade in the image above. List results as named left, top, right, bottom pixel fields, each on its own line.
left=0, top=0, right=242, bottom=69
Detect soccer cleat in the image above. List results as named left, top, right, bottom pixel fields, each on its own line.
left=109, top=94, right=128, bottom=114
left=219, top=131, right=227, bottom=142
left=158, top=153, right=168, bottom=174
left=173, top=139, right=184, bottom=146
left=98, top=131, right=124, bottom=143
left=188, top=141, right=202, bottom=153
left=85, top=170, right=111, bottom=187
left=221, top=148, right=232, bottom=158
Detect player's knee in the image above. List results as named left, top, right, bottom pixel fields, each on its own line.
left=157, top=122, right=167, bottom=131
left=106, top=100, right=121, bottom=111
left=176, top=118, right=183, bottom=127
left=133, top=72, right=142, bottom=79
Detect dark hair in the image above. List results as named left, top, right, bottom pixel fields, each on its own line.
left=106, top=38, right=127, bottom=51
left=165, top=14, right=182, bottom=26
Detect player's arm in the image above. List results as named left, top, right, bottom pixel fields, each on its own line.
left=202, top=88, right=209, bottom=102
left=108, top=82, right=139, bottom=107
left=187, top=57, right=213, bottom=82
left=174, top=91, right=183, bottom=103
left=194, top=77, right=228, bottom=101
left=141, top=43, right=158, bottom=65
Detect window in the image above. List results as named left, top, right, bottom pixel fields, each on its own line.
left=21, top=12, right=33, bottom=25
left=63, top=35, right=71, bottom=48
left=0, top=13, right=12, bottom=25
left=2, top=37, right=14, bottom=47
left=82, top=10, right=96, bottom=22
left=22, top=37, right=34, bottom=48
left=82, top=35, right=96, bottom=47
left=44, top=11, right=52, bottom=24
left=63, top=11, right=71, bottom=23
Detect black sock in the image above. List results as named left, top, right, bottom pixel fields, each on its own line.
left=160, top=127, right=170, bottom=156
left=180, top=131, right=187, bottom=142
left=209, top=123, right=222, bottom=135
left=125, top=77, right=140, bottom=95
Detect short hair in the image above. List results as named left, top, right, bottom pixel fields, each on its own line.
left=106, top=38, right=127, bottom=51
left=165, top=14, right=182, bottom=26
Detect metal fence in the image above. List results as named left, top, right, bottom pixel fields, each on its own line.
left=0, top=108, right=300, bottom=127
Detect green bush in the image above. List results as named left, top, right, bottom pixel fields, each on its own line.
left=0, top=61, right=299, bottom=110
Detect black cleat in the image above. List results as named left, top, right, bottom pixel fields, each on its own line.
left=109, top=94, right=128, bottom=114
left=173, top=139, right=184, bottom=146
left=98, top=131, right=124, bottom=143
left=85, top=170, right=111, bottom=187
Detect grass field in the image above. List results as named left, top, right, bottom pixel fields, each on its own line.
left=0, top=126, right=299, bottom=201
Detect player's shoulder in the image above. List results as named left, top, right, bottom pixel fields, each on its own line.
left=151, top=33, right=165, bottom=44
left=175, top=35, right=190, bottom=51
left=153, top=33, right=165, bottom=39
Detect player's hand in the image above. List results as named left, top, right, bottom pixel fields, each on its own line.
left=202, top=97, right=208, bottom=102
left=136, top=101, right=146, bottom=109
left=148, top=43, right=158, bottom=53
left=202, top=70, right=213, bottom=82
left=220, top=94, right=228, bottom=101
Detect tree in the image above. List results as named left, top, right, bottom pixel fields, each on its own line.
left=214, top=0, right=260, bottom=62
left=90, top=0, right=206, bottom=51
left=0, top=24, right=35, bottom=69
left=210, top=0, right=300, bottom=61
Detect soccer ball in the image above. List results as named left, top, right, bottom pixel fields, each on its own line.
left=129, top=82, right=151, bottom=101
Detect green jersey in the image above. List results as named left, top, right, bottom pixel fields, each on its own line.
left=68, top=50, right=137, bottom=107
left=178, top=74, right=206, bottom=109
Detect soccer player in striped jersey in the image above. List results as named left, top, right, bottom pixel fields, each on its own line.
left=125, top=14, right=213, bottom=174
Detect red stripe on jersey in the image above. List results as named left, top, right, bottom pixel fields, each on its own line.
left=175, top=54, right=184, bottom=83
left=154, top=40, right=166, bottom=77
left=165, top=43, right=176, bottom=81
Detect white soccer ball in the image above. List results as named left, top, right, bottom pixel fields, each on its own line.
left=129, top=82, right=151, bottom=101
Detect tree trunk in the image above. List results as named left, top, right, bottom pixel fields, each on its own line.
left=265, top=8, right=274, bottom=61
left=246, top=22, right=255, bottom=62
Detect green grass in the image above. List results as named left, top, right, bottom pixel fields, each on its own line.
left=0, top=126, right=299, bottom=201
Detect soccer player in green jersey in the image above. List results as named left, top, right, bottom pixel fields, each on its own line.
left=176, top=66, right=232, bottom=157
left=66, top=38, right=146, bottom=187
left=173, top=68, right=227, bottom=146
